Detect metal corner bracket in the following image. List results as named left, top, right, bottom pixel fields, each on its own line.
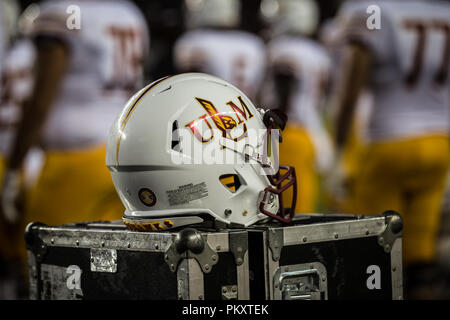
left=229, top=231, right=248, bottom=266
left=377, top=211, right=403, bottom=253
left=267, top=228, right=284, bottom=262
left=165, top=228, right=219, bottom=274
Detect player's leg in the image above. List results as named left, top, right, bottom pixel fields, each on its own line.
left=24, top=145, right=122, bottom=224
left=280, top=125, right=318, bottom=213
left=352, top=142, right=403, bottom=216
left=400, top=135, right=450, bottom=299
left=403, top=181, right=447, bottom=264
left=339, top=127, right=366, bottom=213
left=323, top=122, right=366, bottom=214
left=401, top=136, right=449, bottom=262
left=18, top=144, right=123, bottom=265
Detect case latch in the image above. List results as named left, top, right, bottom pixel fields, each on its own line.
left=273, top=262, right=328, bottom=300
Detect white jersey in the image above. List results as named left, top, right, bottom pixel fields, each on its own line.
left=319, top=18, right=374, bottom=145
left=173, top=29, right=266, bottom=101
left=264, top=36, right=333, bottom=172
left=0, top=39, right=36, bottom=155
left=0, top=6, right=7, bottom=88
left=339, top=0, right=450, bottom=142
left=32, top=0, right=149, bottom=150
left=0, top=39, right=43, bottom=188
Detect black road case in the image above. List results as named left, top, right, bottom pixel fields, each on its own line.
left=25, top=221, right=250, bottom=300
left=25, top=212, right=403, bottom=300
left=248, top=212, right=403, bottom=300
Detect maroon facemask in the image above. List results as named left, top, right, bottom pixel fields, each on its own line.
left=259, top=110, right=298, bottom=223
left=259, top=165, right=297, bottom=223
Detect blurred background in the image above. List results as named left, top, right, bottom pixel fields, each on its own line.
left=13, top=0, right=343, bottom=81
left=0, top=0, right=449, bottom=300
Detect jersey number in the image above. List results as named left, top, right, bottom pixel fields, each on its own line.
left=403, top=20, right=450, bottom=87
left=105, top=26, right=144, bottom=93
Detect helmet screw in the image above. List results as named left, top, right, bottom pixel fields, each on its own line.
left=224, top=209, right=232, bottom=216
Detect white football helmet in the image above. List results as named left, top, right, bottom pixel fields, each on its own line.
left=106, top=73, right=297, bottom=231
left=184, top=0, right=241, bottom=30
left=260, top=0, right=319, bottom=37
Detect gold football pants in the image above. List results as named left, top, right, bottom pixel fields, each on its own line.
left=279, top=124, right=318, bottom=213
left=353, top=135, right=450, bottom=265
left=17, top=145, right=123, bottom=263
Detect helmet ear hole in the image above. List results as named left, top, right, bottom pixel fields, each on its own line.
left=219, top=174, right=242, bottom=193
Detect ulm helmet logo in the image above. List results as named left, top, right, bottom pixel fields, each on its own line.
left=185, top=96, right=254, bottom=143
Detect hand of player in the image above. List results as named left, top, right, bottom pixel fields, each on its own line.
left=313, top=130, right=335, bottom=175
left=1, top=170, right=24, bottom=225
left=325, top=151, right=350, bottom=204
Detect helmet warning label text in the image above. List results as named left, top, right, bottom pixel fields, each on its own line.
left=166, top=182, right=208, bottom=206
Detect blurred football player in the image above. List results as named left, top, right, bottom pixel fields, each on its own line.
left=0, top=3, right=40, bottom=255
left=437, top=170, right=450, bottom=264
left=259, top=0, right=334, bottom=213
left=0, top=0, right=20, bottom=100
left=334, top=0, right=450, bottom=298
left=0, top=0, right=39, bottom=299
left=173, top=0, right=266, bottom=102
left=0, top=5, right=6, bottom=80
left=1, top=0, right=149, bottom=265
left=320, top=16, right=374, bottom=213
